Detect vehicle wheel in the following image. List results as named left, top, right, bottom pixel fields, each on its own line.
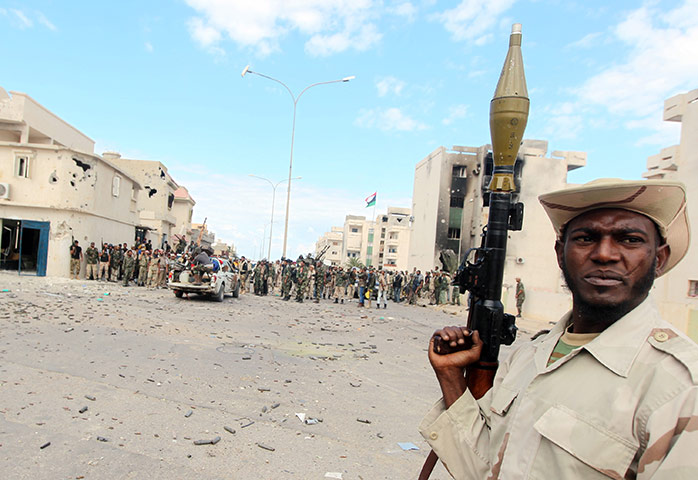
left=233, top=282, right=240, bottom=298
left=213, top=283, right=225, bottom=302
left=174, top=290, right=183, bottom=298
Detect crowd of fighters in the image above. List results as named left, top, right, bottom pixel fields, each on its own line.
left=68, top=238, right=463, bottom=308
left=236, top=255, right=461, bottom=308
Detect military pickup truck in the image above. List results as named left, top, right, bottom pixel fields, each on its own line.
left=167, top=257, right=240, bottom=301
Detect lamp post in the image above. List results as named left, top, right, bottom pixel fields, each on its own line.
left=249, top=174, right=301, bottom=260
left=242, top=66, right=355, bottom=258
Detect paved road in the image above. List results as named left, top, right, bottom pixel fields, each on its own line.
left=0, top=272, right=546, bottom=479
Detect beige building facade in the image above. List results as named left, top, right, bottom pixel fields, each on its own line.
left=0, top=87, right=143, bottom=277
left=408, top=141, right=586, bottom=322
left=105, top=153, right=179, bottom=249
left=315, top=226, right=344, bottom=265
left=171, top=186, right=195, bottom=243
left=324, top=207, right=411, bottom=270
left=642, top=89, right=698, bottom=341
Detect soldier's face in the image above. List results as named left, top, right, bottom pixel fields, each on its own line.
left=556, top=209, right=669, bottom=318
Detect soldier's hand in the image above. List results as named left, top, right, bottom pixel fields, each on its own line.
left=428, top=327, right=483, bottom=373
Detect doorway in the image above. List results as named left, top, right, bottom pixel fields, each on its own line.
left=0, top=219, right=49, bottom=276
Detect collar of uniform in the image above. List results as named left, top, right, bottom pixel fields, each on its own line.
left=534, top=313, right=570, bottom=372
left=582, top=295, right=659, bottom=378
left=533, top=296, right=658, bottom=377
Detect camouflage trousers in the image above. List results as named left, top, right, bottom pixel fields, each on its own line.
left=70, top=258, right=81, bottom=279
left=295, top=280, right=308, bottom=301
left=122, top=267, right=134, bottom=286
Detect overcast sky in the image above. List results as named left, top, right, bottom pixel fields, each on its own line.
left=2, top=0, right=696, bottom=259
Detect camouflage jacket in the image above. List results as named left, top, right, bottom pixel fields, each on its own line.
left=123, top=255, right=136, bottom=270
left=420, top=296, right=698, bottom=479
left=111, top=249, right=123, bottom=267
left=85, top=247, right=99, bottom=264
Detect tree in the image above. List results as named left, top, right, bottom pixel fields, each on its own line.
left=345, top=257, right=364, bottom=269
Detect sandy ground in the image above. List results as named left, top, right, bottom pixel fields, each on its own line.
left=0, top=272, right=551, bottom=480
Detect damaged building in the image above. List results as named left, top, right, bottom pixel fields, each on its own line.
left=0, top=86, right=198, bottom=277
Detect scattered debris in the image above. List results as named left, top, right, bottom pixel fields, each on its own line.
left=356, top=418, right=371, bottom=424
left=240, top=421, right=254, bottom=428
left=398, top=442, right=419, bottom=451
left=96, top=436, right=109, bottom=442
left=223, top=426, right=236, bottom=435
left=325, top=473, right=343, bottom=479
left=256, top=442, right=275, bottom=452
left=39, top=442, right=51, bottom=449
left=79, top=406, right=88, bottom=414
left=184, top=410, right=193, bottom=418
left=271, top=403, right=280, bottom=409
left=85, top=395, right=96, bottom=401
left=194, top=436, right=220, bottom=445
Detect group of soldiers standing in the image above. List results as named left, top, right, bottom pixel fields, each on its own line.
left=69, top=240, right=172, bottom=288
left=235, top=254, right=463, bottom=309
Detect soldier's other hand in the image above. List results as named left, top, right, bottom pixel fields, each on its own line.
left=428, top=327, right=483, bottom=373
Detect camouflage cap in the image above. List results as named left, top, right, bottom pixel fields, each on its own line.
left=539, top=178, right=689, bottom=275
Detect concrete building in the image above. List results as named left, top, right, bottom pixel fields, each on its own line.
left=331, top=207, right=412, bottom=270
left=0, top=87, right=142, bottom=277
left=191, top=222, right=215, bottom=249
left=104, top=153, right=179, bottom=249
left=372, top=207, right=411, bottom=271
left=341, top=215, right=372, bottom=266
left=642, top=89, right=698, bottom=341
left=315, top=226, right=344, bottom=265
left=408, top=141, right=586, bottom=321
left=171, top=186, right=196, bottom=244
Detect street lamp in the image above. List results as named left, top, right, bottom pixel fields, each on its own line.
left=242, top=66, right=355, bottom=258
left=249, top=174, right=301, bottom=260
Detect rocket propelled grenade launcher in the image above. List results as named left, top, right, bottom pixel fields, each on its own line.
left=420, top=24, right=530, bottom=480
left=435, top=23, right=529, bottom=368
left=489, top=23, right=529, bottom=193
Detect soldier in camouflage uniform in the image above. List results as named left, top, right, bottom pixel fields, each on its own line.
left=421, top=179, right=698, bottom=479
left=110, top=245, right=123, bottom=282
left=137, top=249, right=149, bottom=286
left=313, top=262, right=325, bottom=303
left=147, top=251, right=159, bottom=289
left=295, top=259, right=308, bottom=303
left=85, top=242, right=99, bottom=280
left=121, top=250, right=136, bottom=286
left=333, top=267, right=346, bottom=303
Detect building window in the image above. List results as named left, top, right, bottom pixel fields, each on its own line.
left=368, top=233, right=374, bottom=243
left=689, top=280, right=698, bottom=297
left=367, top=246, right=373, bottom=255
left=389, top=233, right=398, bottom=240
left=112, top=175, right=121, bottom=197
left=388, top=247, right=397, bottom=253
left=167, top=193, right=175, bottom=209
left=450, top=195, right=465, bottom=208
left=351, top=228, right=359, bottom=233
left=16, top=156, right=30, bottom=178
left=332, top=241, right=339, bottom=246
left=448, top=227, right=461, bottom=239
left=452, top=165, right=467, bottom=178
left=382, top=216, right=388, bottom=222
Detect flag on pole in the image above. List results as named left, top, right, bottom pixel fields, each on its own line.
left=365, top=192, right=377, bottom=208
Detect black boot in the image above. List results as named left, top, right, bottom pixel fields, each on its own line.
left=334, top=298, right=338, bottom=304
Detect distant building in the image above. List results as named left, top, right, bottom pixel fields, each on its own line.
left=104, top=152, right=179, bottom=248
left=642, top=88, right=698, bottom=341
left=408, top=141, right=586, bottom=321
left=171, top=186, right=196, bottom=245
left=191, top=222, right=215, bottom=249
left=325, top=207, right=411, bottom=270
left=0, top=87, right=142, bottom=277
left=372, top=207, right=411, bottom=270
left=315, top=227, right=343, bottom=265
